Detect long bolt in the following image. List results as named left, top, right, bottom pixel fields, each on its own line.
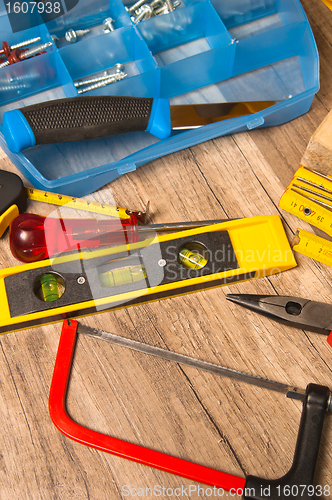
left=77, top=71, right=127, bottom=94
left=74, top=64, right=125, bottom=87
left=65, top=29, right=90, bottom=43
left=0, top=36, right=41, bottom=56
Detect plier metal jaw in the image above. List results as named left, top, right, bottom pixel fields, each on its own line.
left=226, top=294, right=332, bottom=343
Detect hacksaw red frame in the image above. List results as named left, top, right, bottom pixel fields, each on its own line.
left=49, top=319, right=246, bottom=490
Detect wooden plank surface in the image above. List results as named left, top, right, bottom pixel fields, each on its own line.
left=1, top=1, right=332, bottom=498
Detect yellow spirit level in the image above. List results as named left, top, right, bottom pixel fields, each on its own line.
left=0, top=215, right=296, bottom=335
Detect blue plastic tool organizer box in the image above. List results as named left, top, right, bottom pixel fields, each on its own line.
left=0, top=0, right=319, bottom=196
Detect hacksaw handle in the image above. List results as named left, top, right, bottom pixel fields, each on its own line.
left=2, top=96, right=171, bottom=153
left=243, top=384, right=330, bottom=500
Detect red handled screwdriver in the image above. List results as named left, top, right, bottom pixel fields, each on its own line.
left=9, top=213, right=140, bottom=263
left=9, top=213, right=229, bottom=263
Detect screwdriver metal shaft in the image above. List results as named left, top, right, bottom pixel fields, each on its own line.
left=138, top=219, right=231, bottom=232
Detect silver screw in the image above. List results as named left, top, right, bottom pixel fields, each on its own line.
left=20, top=42, right=53, bottom=59
left=74, top=64, right=125, bottom=87
left=0, top=42, right=52, bottom=67
left=154, top=0, right=180, bottom=15
left=0, top=36, right=42, bottom=56
left=164, top=0, right=174, bottom=12
left=0, top=82, right=31, bottom=92
left=10, top=37, right=42, bottom=51
left=153, top=4, right=168, bottom=15
left=65, top=29, right=90, bottom=43
left=158, top=259, right=167, bottom=267
left=103, top=17, right=115, bottom=32
left=133, top=4, right=153, bottom=22
left=150, top=0, right=164, bottom=8
left=77, top=276, right=86, bottom=285
left=127, top=0, right=146, bottom=14
left=8, top=71, right=40, bottom=83
left=77, top=71, right=127, bottom=94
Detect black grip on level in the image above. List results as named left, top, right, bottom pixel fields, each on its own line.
left=244, top=384, right=330, bottom=500
left=20, top=96, right=154, bottom=144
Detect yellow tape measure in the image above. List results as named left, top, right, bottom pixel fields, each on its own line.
left=292, top=229, right=332, bottom=267
left=279, top=166, right=332, bottom=237
left=25, top=187, right=131, bottom=220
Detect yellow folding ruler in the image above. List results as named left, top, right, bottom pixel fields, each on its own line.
left=292, top=229, right=332, bottom=266
left=279, top=166, right=332, bottom=236
left=279, top=165, right=332, bottom=264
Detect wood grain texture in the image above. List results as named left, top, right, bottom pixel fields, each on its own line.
left=1, top=2, right=332, bottom=499
left=301, top=109, right=332, bottom=172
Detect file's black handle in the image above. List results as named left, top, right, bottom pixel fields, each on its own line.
left=2, top=95, right=171, bottom=153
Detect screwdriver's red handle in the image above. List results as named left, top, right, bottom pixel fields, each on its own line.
left=9, top=213, right=139, bottom=263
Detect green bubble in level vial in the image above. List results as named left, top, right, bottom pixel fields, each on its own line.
left=99, top=265, right=147, bottom=287
left=178, top=248, right=208, bottom=269
left=40, top=273, right=60, bottom=302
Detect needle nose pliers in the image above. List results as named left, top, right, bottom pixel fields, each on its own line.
left=226, top=294, right=332, bottom=346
